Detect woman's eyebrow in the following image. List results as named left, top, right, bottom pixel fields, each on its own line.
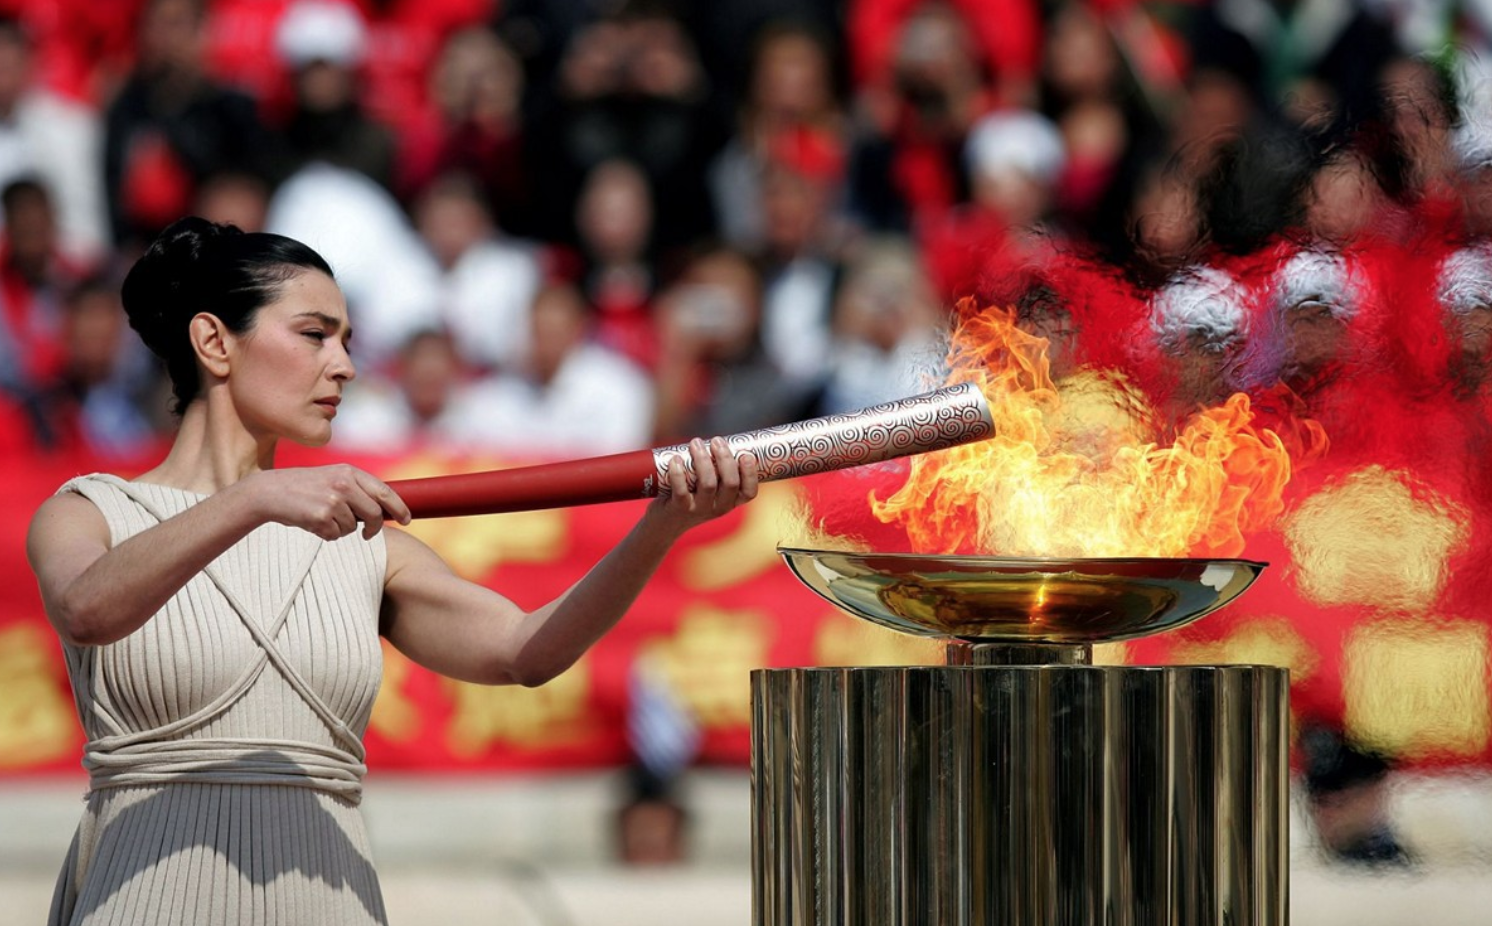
left=293, top=311, right=345, bottom=330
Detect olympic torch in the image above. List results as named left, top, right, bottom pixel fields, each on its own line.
left=388, top=382, right=994, bottom=518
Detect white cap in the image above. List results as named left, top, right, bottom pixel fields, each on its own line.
left=1453, top=116, right=1492, bottom=172
left=1150, top=265, right=1248, bottom=352
left=275, top=0, right=368, bottom=68
left=1437, top=244, right=1492, bottom=315
left=964, top=110, right=1066, bottom=186
left=1270, top=248, right=1360, bottom=319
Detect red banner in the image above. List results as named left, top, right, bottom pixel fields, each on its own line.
left=2, top=445, right=1489, bottom=775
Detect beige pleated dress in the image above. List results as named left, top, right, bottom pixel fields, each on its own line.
left=48, top=474, right=390, bottom=926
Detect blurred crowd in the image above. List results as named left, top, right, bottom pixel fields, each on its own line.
left=3, top=0, right=1492, bottom=463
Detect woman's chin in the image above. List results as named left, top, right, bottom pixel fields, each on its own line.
left=288, top=429, right=334, bottom=449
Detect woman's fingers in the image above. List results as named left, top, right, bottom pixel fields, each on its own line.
left=689, top=438, right=716, bottom=499
left=710, top=438, right=740, bottom=509
left=666, top=454, right=690, bottom=500
left=738, top=451, right=759, bottom=501
left=360, top=472, right=411, bottom=525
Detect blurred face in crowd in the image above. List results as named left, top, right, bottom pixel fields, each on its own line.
left=1130, top=169, right=1201, bottom=269
left=1447, top=302, right=1492, bottom=390
left=295, top=59, right=358, bottom=113
left=576, top=160, right=653, bottom=264
left=761, top=165, right=830, bottom=258
left=1172, top=70, right=1251, bottom=175
left=1170, top=329, right=1240, bottom=408
left=0, top=27, right=30, bottom=114
left=973, top=165, right=1049, bottom=229
left=398, top=331, right=461, bottom=423
left=835, top=244, right=937, bottom=353
left=1305, top=151, right=1385, bottom=244
left=3, top=186, right=56, bottom=279
left=751, top=30, right=834, bottom=123
left=1280, top=297, right=1349, bottom=385
left=661, top=251, right=760, bottom=361
left=138, top=0, right=205, bottom=76
left=194, top=173, right=269, bottom=233
left=432, top=28, right=522, bottom=126
left=1043, top=5, right=1118, bottom=102
left=559, top=15, right=700, bottom=101
left=415, top=181, right=493, bottom=270
left=892, top=5, right=980, bottom=132
left=63, top=288, right=129, bottom=387
left=529, top=286, right=589, bottom=385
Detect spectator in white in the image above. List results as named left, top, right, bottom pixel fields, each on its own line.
left=964, top=108, right=1067, bottom=243
left=1148, top=264, right=1250, bottom=413
left=264, top=160, right=442, bottom=371
left=918, top=106, right=1066, bottom=303
left=412, top=171, right=543, bottom=373
left=1436, top=241, right=1492, bottom=392
left=1452, top=114, right=1492, bottom=238
left=819, top=236, right=945, bottom=414
left=458, top=283, right=655, bottom=457
left=331, top=327, right=474, bottom=451
left=0, top=17, right=108, bottom=265
left=757, top=125, right=848, bottom=391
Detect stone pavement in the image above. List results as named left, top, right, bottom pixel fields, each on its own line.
left=6, top=770, right=1492, bottom=925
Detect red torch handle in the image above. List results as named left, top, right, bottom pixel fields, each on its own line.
left=388, top=449, right=659, bottom=519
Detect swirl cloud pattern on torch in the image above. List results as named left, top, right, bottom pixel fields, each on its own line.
left=649, top=382, right=995, bottom=493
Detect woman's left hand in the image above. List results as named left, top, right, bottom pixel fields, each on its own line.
left=650, top=436, right=759, bottom=534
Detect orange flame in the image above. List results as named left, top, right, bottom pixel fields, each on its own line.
left=871, top=304, right=1294, bottom=558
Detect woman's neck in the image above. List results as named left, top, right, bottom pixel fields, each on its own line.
left=136, top=394, right=277, bottom=494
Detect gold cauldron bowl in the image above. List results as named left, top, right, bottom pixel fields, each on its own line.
left=779, top=547, right=1265, bottom=645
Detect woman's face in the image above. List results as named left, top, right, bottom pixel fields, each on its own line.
left=223, top=269, right=354, bottom=447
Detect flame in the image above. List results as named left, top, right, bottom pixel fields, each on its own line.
left=870, top=303, right=1296, bottom=558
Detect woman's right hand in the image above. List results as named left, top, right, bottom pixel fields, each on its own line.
left=241, top=465, right=411, bottom=541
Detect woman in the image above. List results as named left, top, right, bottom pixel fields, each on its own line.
left=26, top=217, right=757, bottom=925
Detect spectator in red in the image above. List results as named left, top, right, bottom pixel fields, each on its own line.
left=569, top=157, right=661, bottom=371
left=0, top=0, right=142, bottom=104
left=399, top=27, right=533, bottom=236
left=846, top=0, right=1039, bottom=107
left=103, top=0, right=275, bottom=250
left=844, top=2, right=1001, bottom=234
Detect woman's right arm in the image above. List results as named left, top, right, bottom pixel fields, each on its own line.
left=26, top=466, right=409, bottom=647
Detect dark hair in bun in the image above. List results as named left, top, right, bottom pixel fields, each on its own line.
left=121, top=216, right=335, bottom=415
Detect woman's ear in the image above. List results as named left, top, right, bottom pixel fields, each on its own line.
left=189, top=313, right=232, bottom=379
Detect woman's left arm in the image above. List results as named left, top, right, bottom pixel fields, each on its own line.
left=380, top=438, right=758, bottom=686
